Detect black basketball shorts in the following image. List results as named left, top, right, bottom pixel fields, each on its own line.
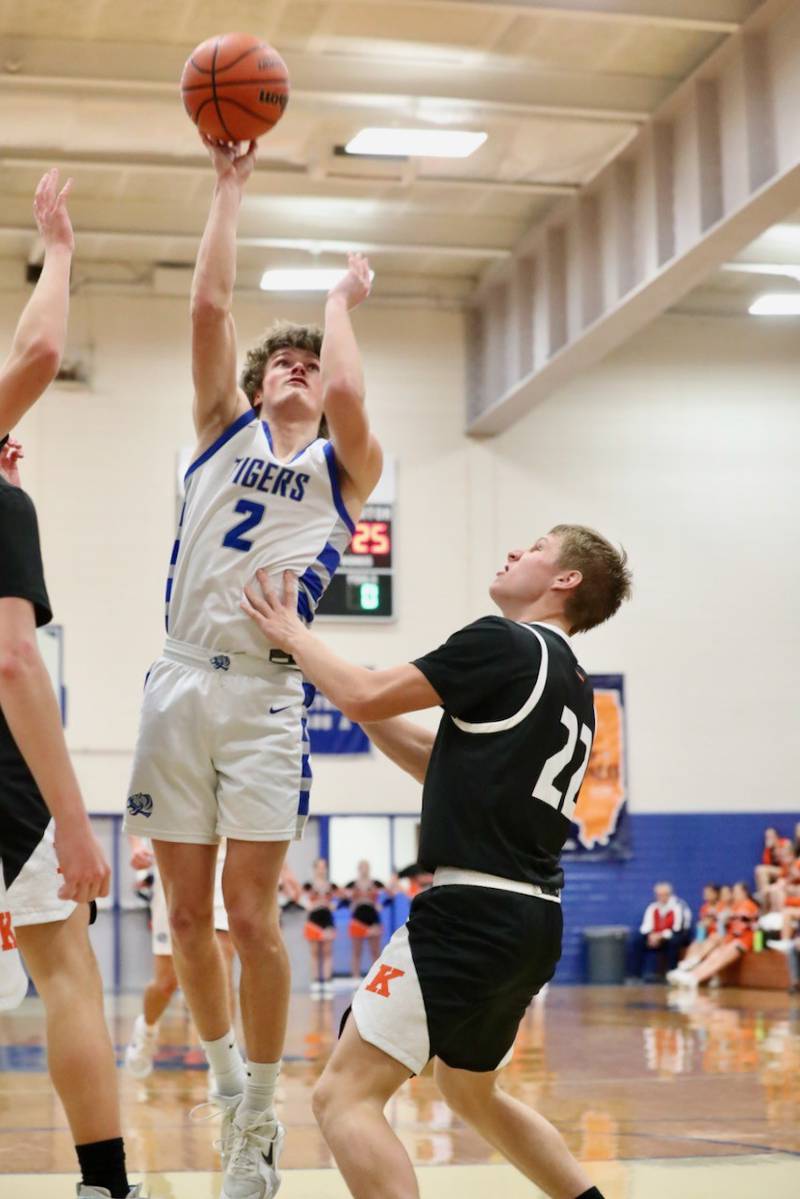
left=351, top=879, right=562, bottom=1074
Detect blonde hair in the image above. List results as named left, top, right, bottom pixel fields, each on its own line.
left=550, top=523, right=632, bottom=634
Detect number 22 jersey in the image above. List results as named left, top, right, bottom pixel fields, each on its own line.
left=166, top=408, right=355, bottom=656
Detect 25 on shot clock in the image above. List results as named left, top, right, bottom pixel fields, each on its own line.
left=316, top=503, right=394, bottom=620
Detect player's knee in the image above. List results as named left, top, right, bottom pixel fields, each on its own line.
left=168, top=903, right=214, bottom=948
left=311, top=1070, right=337, bottom=1127
left=226, top=905, right=281, bottom=956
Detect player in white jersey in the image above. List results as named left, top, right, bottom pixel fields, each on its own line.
left=124, top=135, right=382, bottom=1199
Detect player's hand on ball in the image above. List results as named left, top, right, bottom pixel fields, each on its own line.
left=54, top=817, right=112, bottom=905
left=201, top=133, right=258, bottom=186
left=328, top=252, right=372, bottom=310
left=33, top=168, right=74, bottom=253
left=0, top=437, right=24, bottom=487
left=242, top=569, right=304, bottom=651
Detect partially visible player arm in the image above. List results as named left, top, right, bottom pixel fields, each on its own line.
left=0, top=170, right=73, bottom=438
left=322, top=254, right=383, bottom=502
left=0, top=597, right=110, bottom=903
left=360, top=717, right=436, bottom=785
left=242, top=570, right=441, bottom=721
left=190, top=137, right=255, bottom=447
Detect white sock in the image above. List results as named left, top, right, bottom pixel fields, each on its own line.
left=201, top=1029, right=245, bottom=1097
left=235, top=1059, right=281, bottom=1129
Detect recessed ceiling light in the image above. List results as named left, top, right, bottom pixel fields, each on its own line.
left=748, top=293, right=800, bottom=316
left=260, top=268, right=375, bottom=293
left=345, top=128, right=487, bottom=158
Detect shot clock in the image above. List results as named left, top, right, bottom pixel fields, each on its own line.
left=316, top=503, right=394, bottom=620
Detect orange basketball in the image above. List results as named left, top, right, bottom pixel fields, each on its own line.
left=180, top=33, right=290, bottom=143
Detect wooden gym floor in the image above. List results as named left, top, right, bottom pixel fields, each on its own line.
left=2, top=984, right=800, bottom=1197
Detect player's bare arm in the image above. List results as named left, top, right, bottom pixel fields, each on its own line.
left=0, top=169, right=73, bottom=438
left=0, top=596, right=109, bottom=904
left=322, top=253, right=383, bottom=508
left=190, top=136, right=256, bottom=453
left=359, top=717, right=436, bottom=785
left=242, top=569, right=440, bottom=720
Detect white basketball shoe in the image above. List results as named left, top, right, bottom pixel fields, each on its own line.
left=221, top=1117, right=285, bottom=1199
left=124, top=1015, right=158, bottom=1079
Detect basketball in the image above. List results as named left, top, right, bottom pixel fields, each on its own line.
left=180, top=33, right=290, bottom=143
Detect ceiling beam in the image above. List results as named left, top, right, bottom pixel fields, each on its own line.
left=0, top=37, right=668, bottom=122
left=467, top=0, right=800, bottom=434
left=345, top=0, right=760, bottom=34
left=0, top=150, right=579, bottom=198
left=0, top=225, right=512, bottom=261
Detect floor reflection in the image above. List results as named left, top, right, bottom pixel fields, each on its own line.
left=2, top=983, right=800, bottom=1176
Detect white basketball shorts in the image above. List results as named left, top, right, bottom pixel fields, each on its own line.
left=150, top=856, right=229, bottom=956
left=5, top=819, right=76, bottom=928
left=0, top=871, right=28, bottom=1011
left=124, top=637, right=311, bottom=845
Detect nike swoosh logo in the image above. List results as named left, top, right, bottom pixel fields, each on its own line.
left=270, top=704, right=291, bottom=714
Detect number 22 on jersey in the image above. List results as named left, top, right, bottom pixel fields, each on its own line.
left=533, top=705, right=593, bottom=821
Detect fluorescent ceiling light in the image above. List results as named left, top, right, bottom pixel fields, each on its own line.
left=260, top=268, right=374, bottom=292
left=749, top=293, right=800, bottom=316
left=345, top=128, right=487, bottom=158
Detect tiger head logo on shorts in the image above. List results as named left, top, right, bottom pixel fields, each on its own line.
left=127, top=793, right=154, bottom=818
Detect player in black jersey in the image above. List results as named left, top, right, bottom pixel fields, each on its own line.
left=243, top=524, right=631, bottom=1199
left=0, top=171, right=140, bottom=1198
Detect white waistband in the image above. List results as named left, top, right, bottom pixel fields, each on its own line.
left=432, top=867, right=561, bottom=903
left=163, top=635, right=297, bottom=679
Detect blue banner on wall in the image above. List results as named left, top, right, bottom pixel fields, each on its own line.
left=306, top=692, right=370, bottom=755
left=562, top=673, right=630, bottom=860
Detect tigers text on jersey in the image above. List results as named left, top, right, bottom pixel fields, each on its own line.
left=166, top=408, right=355, bottom=655
left=413, top=618, right=596, bottom=891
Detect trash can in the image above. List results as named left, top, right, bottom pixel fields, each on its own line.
left=583, top=925, right=630, bottom=984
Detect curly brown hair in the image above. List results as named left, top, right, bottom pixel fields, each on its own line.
left=550, top=524, right=632, bottom=634
left=240, top=320, right=328, bottom=437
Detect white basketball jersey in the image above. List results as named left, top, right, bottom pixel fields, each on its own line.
left=166, top=408, right=354, bottom=656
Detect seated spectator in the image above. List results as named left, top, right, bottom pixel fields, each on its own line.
left=763, top=842, right=798, bottom=918
left=692, top=884, right=721, bottom=943
left=667, top=882, right=759, bottom=990
left=630, top=882, right=687, bottom=980
left=755, top=827, right=791, bottom=900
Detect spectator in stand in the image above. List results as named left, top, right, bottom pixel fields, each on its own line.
left=763, top=842, right=798, bottom=919
left=630, top=882, right=686, bottom=980
left=793, top=822, right=800, bottom=858
left=755, top=827, right=792, bottom=901
left=667, top=882, right=759, bottom=990
left=692, top=884, right=721, bottom=943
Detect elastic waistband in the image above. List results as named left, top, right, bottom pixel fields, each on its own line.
left=163, top=636, right=297, bottom=679
left=432, top=867, right=561, bottom=903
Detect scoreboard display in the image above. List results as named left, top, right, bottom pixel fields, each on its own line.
left=316, top=503, right=394, bottom=620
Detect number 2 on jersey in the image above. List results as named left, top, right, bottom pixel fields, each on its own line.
left=222, top=499, right=265, bottom=552
left=532, top=705, right=593, bottom=821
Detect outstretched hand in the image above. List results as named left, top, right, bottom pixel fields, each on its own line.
left=201, top=133, right=258, bottom=187
left=33, top=168, right=74, bottom=253
left=242, top=569, right=306, bottom=652
left=327, top=252, right=372, bottom=311
left=0, top=437, right=24, bottom=487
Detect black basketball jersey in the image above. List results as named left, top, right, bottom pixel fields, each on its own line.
left=413, top=616, right=596, bottom=890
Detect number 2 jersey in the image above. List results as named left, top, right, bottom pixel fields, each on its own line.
left=412, top=617, right=596, bottom=891
left=166, top=407, right=355, bottom=655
